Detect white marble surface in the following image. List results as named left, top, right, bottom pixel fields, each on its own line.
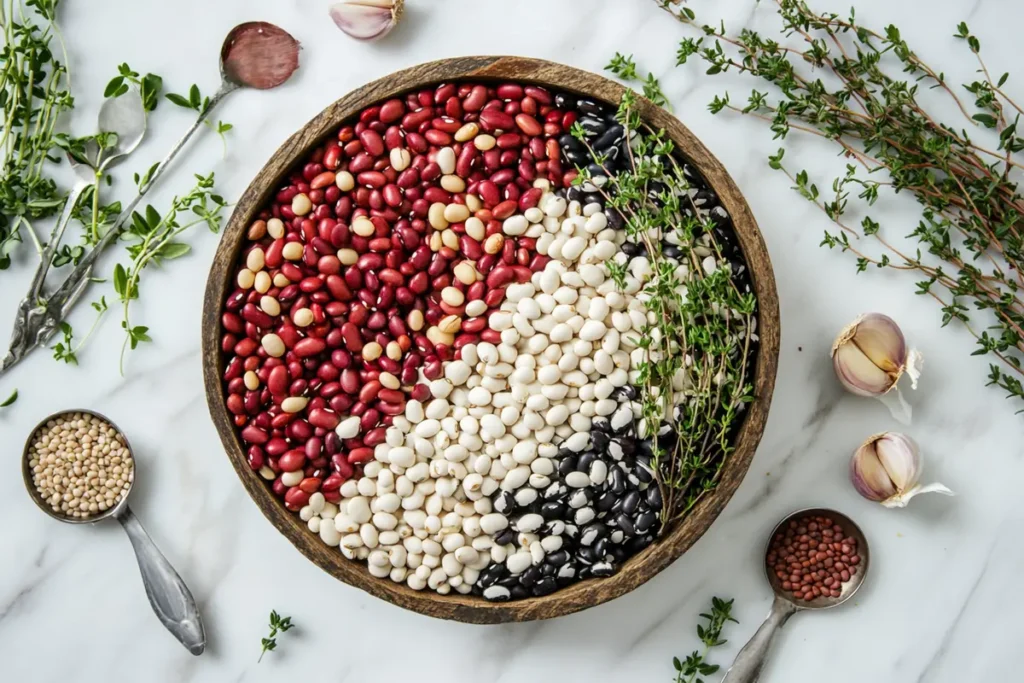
left=1, top=0, right=1021, bottom=681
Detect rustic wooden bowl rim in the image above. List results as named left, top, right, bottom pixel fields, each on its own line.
left=201, top=56, right=780, bottom=624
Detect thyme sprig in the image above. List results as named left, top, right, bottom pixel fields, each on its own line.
left=111, top=172, right=226, bottom=373
left=258, top=610, right=294, bottom=663
left=0, top=0, right=73, bottom=269
left=659, top=0, right=1024, bottom=408
left=573, top=79, right=756, bottom=523
left=673, top=596, right=737, bottom=683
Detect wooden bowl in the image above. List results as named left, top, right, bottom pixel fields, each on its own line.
left=201, top=56, right=780, bottom=624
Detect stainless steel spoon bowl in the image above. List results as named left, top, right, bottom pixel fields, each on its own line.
left=722, top=507, right=870, bottom=683
left=21, top=409, right=206, bottom=655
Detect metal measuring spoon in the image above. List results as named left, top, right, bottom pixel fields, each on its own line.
left=722, top=508, right=870, bottom=683
left=21, top=409, right=206, bottom=655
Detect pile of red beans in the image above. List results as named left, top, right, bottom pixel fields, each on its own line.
left=767, top=513, right=861, bottom=602
left=221, top=81, right=580, bottom=514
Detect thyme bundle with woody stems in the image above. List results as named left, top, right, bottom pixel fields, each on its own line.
left=571, top=89, right=757, bottom=524
left=656, top=0, right=1024, bottom=409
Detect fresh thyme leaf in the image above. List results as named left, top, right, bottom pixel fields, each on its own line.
left=0, top=389, right=17, bottom=407
left=51, top=321, right=77, bottom=365
left=259, top=610, right=295, bottom=663
left=658, top=0, right=1024, bottom=410
left=673, top=596, right=738, bottom=683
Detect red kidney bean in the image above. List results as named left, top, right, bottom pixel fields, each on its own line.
left=284, top=487, right=310, bottom=510
left=380, top=99, right=405, bottom=123
left=479, top=109, right=516, bottom=132
left=347, top=448, right=373, bottom=465
left=279, top=450, right=306, bottom=472
left=496, top=83, right=524, bottom=100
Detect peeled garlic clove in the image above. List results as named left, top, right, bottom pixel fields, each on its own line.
left=850, top=432, right=953, bottom=508
left=330, top=0, right=403, bottom=41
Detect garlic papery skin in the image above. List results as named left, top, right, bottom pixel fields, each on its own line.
left=850, top=432, right=953, bottom=508
left=330, top=0, right=403, bottom=41
left=831, top=313, right=922, bottom=422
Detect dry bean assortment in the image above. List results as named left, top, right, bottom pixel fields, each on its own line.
left=220, top=81, right=753, bottom=599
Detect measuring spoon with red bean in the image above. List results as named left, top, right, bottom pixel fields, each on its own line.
left=723, top=508, right=870, bottom=683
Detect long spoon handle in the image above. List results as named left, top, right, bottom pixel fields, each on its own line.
left=117, top=506, right=206, bottom=655
left=722, top=597, right=798, bottom=683
left=49, top=80, right=239, bottom=316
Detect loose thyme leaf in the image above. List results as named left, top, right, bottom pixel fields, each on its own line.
left=0, top=389, right=17, bottom=408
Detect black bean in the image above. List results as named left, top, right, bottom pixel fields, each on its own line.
left=510, top=585, right=530, bottom=600
left=616, top=513, right=636, bottom=536
left=634, top=462, right=654, bottom=485
left=494, top=529, right=516, bottom=546
left=609, top=467, right=626, bottom=494
left=622, top=490, right=641, bottom=515
left=591, top=562, right=616, bottom=577
left=606, top=207, right=626, bottom=231
left=593, top=537, right=609, bottom=558
left=558, top=456, right=579, bottom=478
left=558, top=133, right=582, bottom=152
left=540, top=501, right=564, bottom=520
left=663, top=244, right=683, bottom=261
left=626, top=534, right=654, bottom=554
left=596, top=491, right=618, bottom=512
left=635, top=511, right=658, bottom=532
left=554, top=93, right=578, bottom=110
left=582, top=192, right=603, bottom=205
left=546, top=549, right=570, bottom=566
left=646, top=485, right=663, bottom=510
left=594, top=124, right=624, bottom=151
left=580, top=116, right=605, bottom=136
left=540, top=563, right=557, bottom=576
left=533, top=576, right=558, bottom=596
left=521, top=566, right=541, bottom=587
left=577, top=546, right=596, bottom=565
left=576, top=98, right=605, bottom=116
left=592, top=417, right=611, bottom=433
left=590, top=430, right=610, bottom=452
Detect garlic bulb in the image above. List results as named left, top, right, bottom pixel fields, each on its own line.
left=831, top=313, right=922, bottom=422
left=330, top=0, right=403, bottom=41
left=850, top=432, right=953, bottom=508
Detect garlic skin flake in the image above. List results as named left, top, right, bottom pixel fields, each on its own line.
left=831, top=313, right=922, bottom=422
left=850, top=432, right=953, bottom=508
left=330, top=0, right=404, bottom=41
